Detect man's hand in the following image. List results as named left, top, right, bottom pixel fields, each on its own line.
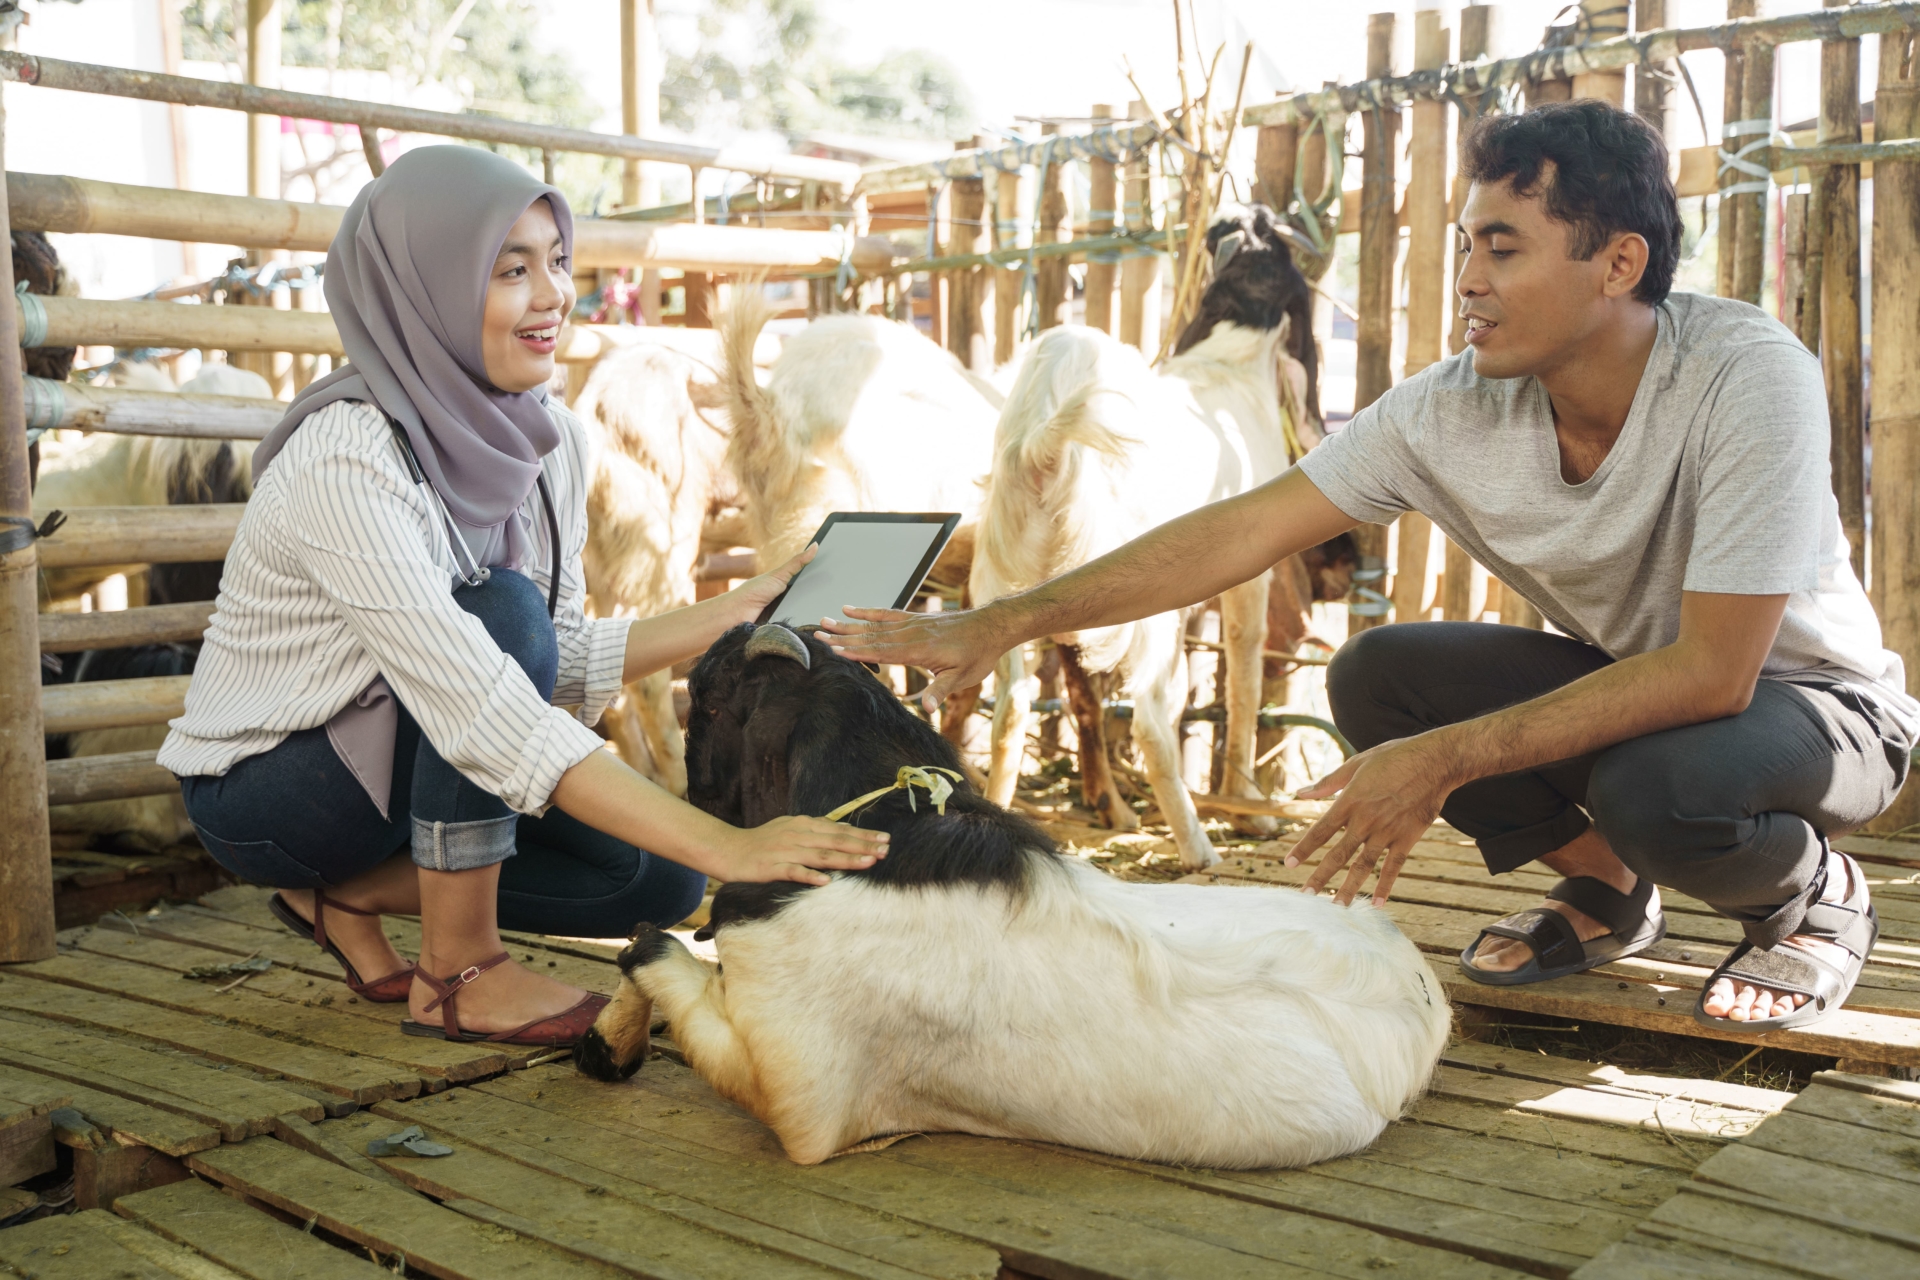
left=1288, top=736, right=1456, bottom=905
left=819, top=604, right=1013, bottom=711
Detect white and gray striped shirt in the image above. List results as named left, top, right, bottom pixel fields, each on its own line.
left=158, top=399, right=632, bottom=815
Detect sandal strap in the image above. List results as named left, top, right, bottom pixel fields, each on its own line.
left=1474, top=907, right=1584, bottom=971
left=1713, top=940, right=1846, bottom=1009
left=1796, top=855, right=1877, bottom=961
left=1545, top=875, right=1653, bottom=939
left=309, top=890, right=381, bottom=956
left=417, top=951, right=512, bottom=1040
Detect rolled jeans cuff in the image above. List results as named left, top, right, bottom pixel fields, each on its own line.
left=1470, top=805, right=1592, bottom=875
left=412, top=813, right=518, bottom=872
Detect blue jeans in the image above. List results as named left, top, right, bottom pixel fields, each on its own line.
left=179, top=569, right=705, bottom=936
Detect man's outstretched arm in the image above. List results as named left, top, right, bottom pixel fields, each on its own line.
left=820, top=468, right=1358, bottom=706
left=1291, top=590, right=1789, bottom=905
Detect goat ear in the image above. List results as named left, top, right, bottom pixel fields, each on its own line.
left=739, top=685, right=810, bottom=827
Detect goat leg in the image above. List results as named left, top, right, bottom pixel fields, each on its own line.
left=985, top=647, right=1036, bottom=807
left=1220, top=576, right=1276, bottom=837
left=1057, top=644, right=1137, bottom=831
left=939, top=680, right=983, bottom=751
left=1132, top=653, right=1218, bottom=870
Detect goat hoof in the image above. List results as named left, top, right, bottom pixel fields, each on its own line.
left=573, top=1025, right=645, bottom=1082
left=617, top=922, right=676, bottom=973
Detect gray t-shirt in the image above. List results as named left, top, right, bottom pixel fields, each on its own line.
left=1299, top=291, right=1919, bottom=739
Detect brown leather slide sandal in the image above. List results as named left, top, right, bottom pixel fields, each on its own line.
left=401, top=951, right=609, bottom=1047
left=269, top=890, right=415, bottom=1002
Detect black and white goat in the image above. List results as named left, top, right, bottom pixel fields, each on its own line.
left=577, top=622, right=1450, bottom=1170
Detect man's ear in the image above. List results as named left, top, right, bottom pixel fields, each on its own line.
left=739, top=684, right=809, bottom=827
left=1603, top=231, right=1650, bottom=300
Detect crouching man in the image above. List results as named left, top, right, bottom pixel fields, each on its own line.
left=821, top=99, right=1915, bottom=1033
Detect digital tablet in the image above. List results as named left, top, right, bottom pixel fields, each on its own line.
left=755, top=512, right=961, bottom=627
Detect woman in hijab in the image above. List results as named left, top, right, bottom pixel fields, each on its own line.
left=158, top=147, right=886, bottom=1047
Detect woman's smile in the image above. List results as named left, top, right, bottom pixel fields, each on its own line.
left=515, top=321, right=560, bottom=355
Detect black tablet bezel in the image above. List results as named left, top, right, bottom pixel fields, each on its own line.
left=754, top=511, right=962, bottom=627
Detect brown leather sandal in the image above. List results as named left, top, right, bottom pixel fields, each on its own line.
left=400, top=951, right=609, bottom=1047
left=269, top=890, right=415, bottom=1003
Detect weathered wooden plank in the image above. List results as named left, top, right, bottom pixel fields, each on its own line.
left=0, top=1107, right=54, bottom=1185
left=1736, top=1108, right=1920, bottom=1190
left=1404, top=1097, right=1699, bottom=1172
left=115, top=1177, right=391, bottom=1280
left=0, top=972, right=413, bottom=1105
left=188, top=1137, right=632, bottom=1280
left=329, top=1109, right=923, bottom=1280
left=1809, top=1067, right=1920, bottom=1105
left=0, top=1183, right=36, bottom=1219
left=1346, top=1120, right=1685, bottom=1214
left=0, top=1070, right=71, bottom=1117
left=0, top=1208, right=243, bottom=1280
left=0, top=1022, right=317, bottom=1141
left=372, top=1083, right=1003, bottom=1280
left=0, top=1063, right=220, bottom=1156
left=1440, top=1041, right=1795, bottom=1115
left=32, top=935, right=512, bottom=1083
left=1635, top=1184, right=1920, bottom=1279
left=1570, top=1233, right=1811, bottom=1280
left=1779, top=1077, right=1920, bottom=1141
left=481, top=1064, right=1528, bottom=1280
left=1428, top=1065, right=1769, bottom=1144
left=1691, top=1142, right=1920, bottom=1247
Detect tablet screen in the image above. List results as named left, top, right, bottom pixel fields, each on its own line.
left=762, top=518, right=949, bottom=626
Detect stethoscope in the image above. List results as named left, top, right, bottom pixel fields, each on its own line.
left=385, top=415, right=561, bottom=620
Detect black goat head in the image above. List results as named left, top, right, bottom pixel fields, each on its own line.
left=1173, top=203, right=1322, bottom=431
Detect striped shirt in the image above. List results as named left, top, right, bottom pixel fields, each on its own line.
left=158, top=399, right=633, bottom=816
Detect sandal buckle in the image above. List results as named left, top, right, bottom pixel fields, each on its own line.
left=457, top=965, right=483, bottom=985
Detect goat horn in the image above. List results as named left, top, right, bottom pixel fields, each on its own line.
left=1212, top=230, right=1247, bottom=276
left=745, top=623, right=811, bottom=668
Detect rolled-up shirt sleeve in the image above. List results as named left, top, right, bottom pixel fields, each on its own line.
left=283, top=443, right=607, bottom=815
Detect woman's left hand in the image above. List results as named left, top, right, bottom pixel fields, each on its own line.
left=726, top=544, right=815, bottom=627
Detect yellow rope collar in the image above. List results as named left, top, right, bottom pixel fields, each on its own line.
left=823, top=766, right=965, bottom=823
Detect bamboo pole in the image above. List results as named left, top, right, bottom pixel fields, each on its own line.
left=621, top=0, right=663, bottom=322
left=46, top=751, right=177, bottom=807
left=946, top=138, right=992, bottom=372
left=26, top=296, right=342, bottom=355
left=1572, top=0, right=1629, bottom=104
left=1398, top=12, right=1451, bottom=629
left=245, top=0, right=279, bottom=203
left=1731, top=32, right=1776, bottom=305
left=993, top=163, right=1029, bottom=366
left=1084, top=105, right=1118, bottom=335
left=1448, top=6, right=1498, bottom=359
left=31, top=504, right=243, bottom=570
left=1034, top=124, right=1071, bottom=331
left=1783, top=188, right=1809, bottom=337
left=0, top=80, right=54, bottom=963
left=1870, top=25, right=1919, bottom=833
left=1351, top=13, right=1400, bottom=634
left=1819, top=0, right=1865, bottom=582
left=1717, top=1, right=1756, bottom=300
left=1635, top=0, right=1669, bottom=131
left=22, top=380, right=278, bottom=438
left=1119, top=100, right=1162, bottom=358
left=41, top=675, right=190, bottom=735
left=925, top=182, right=949, bottom=348
left=38, top=600, right=215, bottom=653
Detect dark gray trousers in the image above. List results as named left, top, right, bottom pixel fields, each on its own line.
left=1326, top=622, right=1910, bottom=947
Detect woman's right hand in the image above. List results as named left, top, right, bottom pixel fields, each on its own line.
left=711, top=816, right=890, bottom=885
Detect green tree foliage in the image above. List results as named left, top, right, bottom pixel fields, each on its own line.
left=663, top=0, right=972, bottom=142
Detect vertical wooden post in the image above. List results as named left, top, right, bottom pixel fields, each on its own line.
left=1716, top=0, right=1756, bottom=300
left=1084, top=105, right=1119, bottom=335
left=0, top=83, right=57, bottom=963
left=237, top=0, right=282, bottom=388
left=994, top=164, right=1030, bottom=365
left=1035, top=124, right=1071, bottom=331
left=1253, top=118, right=1298, bottom=213
left=621, top=0, right=663, bottom=323
left=1397, top=11, right=1450, bottom=627
left=1351, top=12, right=1400, bottom=633
left=947, top=139, right=992, bottom=372
left=1634, top=0, right=1668, bottom=133
left=1819, top=1, right=1865, bottom=583
left=1119, top=100, right=1162, bottom=358
left=1571, top=0, right=1628, bottom=105
left=1448, top=5, right=1497, bottom=358
left=683, top=167, right=712, bottom=328
left=1869, top=26, right=1920, bottom=833
left=926, top=183, right=950, bottom=347
left=1782, top=190, right=1809, bottom=339
left=1731, top=36, right=1775, bottom=305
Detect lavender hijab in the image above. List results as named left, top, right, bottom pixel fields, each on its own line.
left=253, top=146, right=575, bottom=817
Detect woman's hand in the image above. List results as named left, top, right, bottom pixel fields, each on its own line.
left=710, top=815, right=890, bottom=886
left=819, top=604, right=1014, bottom=711
left=1286, top=736, right=1457, bottom=906
left=724, top=545, right=815, bottom=628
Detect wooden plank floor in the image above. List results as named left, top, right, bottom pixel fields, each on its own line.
left=1168, top=825, right=1920, bottom=1072
left=1, top=881, right=1908, bottom=1279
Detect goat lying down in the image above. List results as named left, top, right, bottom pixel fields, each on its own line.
left=577, top=623, right=1451, bottom=1170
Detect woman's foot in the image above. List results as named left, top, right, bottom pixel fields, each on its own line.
left=1701, top=851, right=1862, bottom=1022
left=1465, top=827, right=1656, bottom=972
left=408, top=951, right=592, bottom=1036
left=278, top=888, right=411, bottom=986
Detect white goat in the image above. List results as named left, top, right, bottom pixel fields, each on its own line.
left=970, top=207, right=1321, bottom=868
left=576, top=340, right=739, bottom=795
left=578, top=623, right=1450, bottom=1170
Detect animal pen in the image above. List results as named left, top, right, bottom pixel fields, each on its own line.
left=2, top=2, right=1920, bottom=1277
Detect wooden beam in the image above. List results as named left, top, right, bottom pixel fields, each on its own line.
left=1034, top=124, right=1070, bottom=332
left=1119, top=100, right=1161, bottom=358
left=1820, top=0, right=1866, bottom=584
left=32, top=505, right=242, bottom=570
left=26, top=380, right=279, bottom=439
left=1717, top=1, right=1757, bottom=301
left=38, top=601, right=214, bottom=653
left=1448, top=6, right=1497, bottom=359
left=1732, top=33, right=1776, bottom=305
left=1869, top=26, right=1920, bottom=834
left=42, top=676, right=190, bottom=735
left=1084, top=105, right=1118, bottom=335
left=1405, top=11, right=1451, bottom=379
left=46, top=750, right=177, bottom=807
left=946, top=138, right=992, bottom=371
left=0, top=78, right=56, bottom=962
left=992, top=163, right=1028, bottom=366
left=1571, top=0, right=1629, bottom=105
left=1351, top=12, right=1399, bottom=634
left=1635, top=0, right=1669, bottom=131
